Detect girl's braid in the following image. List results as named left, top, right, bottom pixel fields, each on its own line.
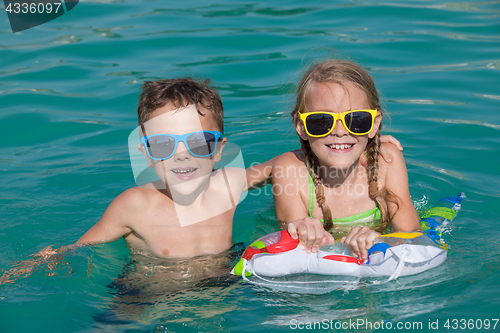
left=366, top=119, right=399, bottom=233
left=300, top=138, right=334, bottom=231
left=367, top=129, right=388, bottom=232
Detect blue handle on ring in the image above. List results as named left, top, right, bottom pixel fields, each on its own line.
left=366, top=243, right=391, bottom=264
left=368, top=243, right=391, bottom=256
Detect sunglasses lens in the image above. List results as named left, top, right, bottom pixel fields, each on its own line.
left=306, top=113, right=334, bottom=136
left=146, top=135, right=176, bottom=159
left=344, top=111, right=373, bottom=134
left=187, top=132, right=217, bottom=156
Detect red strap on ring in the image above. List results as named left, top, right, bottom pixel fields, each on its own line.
left=323, top=254, right=362, bottom=265
left=243, top=231, right=300, bottom=260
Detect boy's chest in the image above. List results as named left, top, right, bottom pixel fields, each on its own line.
left=125, top=205, right=235, bottom=258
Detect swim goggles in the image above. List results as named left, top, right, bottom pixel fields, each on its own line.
left=141, top=131, right=224, bottom=160
left=298, top=109, right=378, bottom=137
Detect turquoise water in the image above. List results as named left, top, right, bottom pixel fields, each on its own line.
left=1, top=0, right=500, bottom=332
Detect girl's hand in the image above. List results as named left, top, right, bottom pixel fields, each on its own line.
left=288, top=218, right=335, bottom=253
left=341, top=226, right=380, bottom=261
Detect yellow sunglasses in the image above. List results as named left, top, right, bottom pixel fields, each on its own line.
left=298, top=109, right=378, bottom=137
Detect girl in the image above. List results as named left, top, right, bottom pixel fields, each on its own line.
left=272, top=59, right=421, bottom=261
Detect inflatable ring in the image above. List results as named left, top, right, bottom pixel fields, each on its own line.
left=232, top=193, right=465, bottom=282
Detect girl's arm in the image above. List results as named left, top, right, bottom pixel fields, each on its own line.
left=382, top=144, right=421, bottom=231
left=272, top=152, right=334, bottom=252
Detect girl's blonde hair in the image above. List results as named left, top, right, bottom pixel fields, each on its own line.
left=291, top=59, right=399, bottom=233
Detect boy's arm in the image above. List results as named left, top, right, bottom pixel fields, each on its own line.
left=245, top=155, right=279, bottom=190
left=360, top=135, right=403, bottom=167
left=76, top=189, right=136, bottom=245
left=0, top=244, right=77, bottom=285
left=0, top=189, right=137, bottom=285
left=245, top=133, right=402, bottom=190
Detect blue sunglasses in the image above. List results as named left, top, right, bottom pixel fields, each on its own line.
left=141, top=131, right=224, bottom=160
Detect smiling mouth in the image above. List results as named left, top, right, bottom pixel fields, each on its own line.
left=327, top=143, right=354, bottom=150
left=170, top=168, right=199, bottom=181
left=172, top=168, right=197, bottom=174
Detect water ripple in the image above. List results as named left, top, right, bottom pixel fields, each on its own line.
left=174, top=52, right=287, bottom=68
left=385, top=30, right=500, bottom=42
left=369, top=59, right=500, bottom=74
left=412, top=21, right=488, bottom=28
left=406, top=160, right=466, bottom=179
left=346, top=1, right=499, bottom=13
left=94, top=26, right=133, bottom=33
left=227, top=84, right=292, bottom=98
left=427, top=118, right=500, bottom=130
left=105, top=71, right=149, bottom=77
left=474, top=93, right=500, bottom=101
left=386, top=99, right=465, bottom=106
left=200, top=5, right=316, bottom=18
left=132, top=5, right=316, bottom=18
left=0, top=60, right=65, bottom=77
left=131, top=8, right=196, bottom=18
left=0, top=87, right=92, bottom=97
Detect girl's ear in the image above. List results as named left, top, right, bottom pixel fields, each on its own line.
left=295, top=118, right=309, bottom=141
left=213, top=137, right=227, bottom=163
left=368, top=113, right=382, bottom=139
left=137, top=143, right=154, bottom=167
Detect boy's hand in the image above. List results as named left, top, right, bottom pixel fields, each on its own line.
left=288, top=218, right=334, bottom=253
left=380, top=135, right=403, bottom=151
left=0, top=245, right=76, bottom=285
left=340, top=226, right=380, bottom=261
left=360, top=135, right=403, bottom=167
left=379, top=135, right=403, bottom=163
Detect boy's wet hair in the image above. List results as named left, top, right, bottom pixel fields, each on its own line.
left=137, top=77, right=224, bottom=132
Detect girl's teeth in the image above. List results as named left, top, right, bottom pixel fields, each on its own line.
left=329, top=144, right=353, bottom=150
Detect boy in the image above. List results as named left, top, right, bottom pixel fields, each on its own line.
left=76, top=77, right=275, bottom=258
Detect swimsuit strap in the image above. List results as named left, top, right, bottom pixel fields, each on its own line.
left=331, top=207, right=380, bottom=223
left=307, top=171, right=381, bottom=222
left=308, top=172, right=314, bottom=217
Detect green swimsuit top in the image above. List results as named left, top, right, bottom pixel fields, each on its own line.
left=307, top=172, right=382, bottom=239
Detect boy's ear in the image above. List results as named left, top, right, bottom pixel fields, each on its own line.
left=213, top=137, right=227, bottom=163
left=295, top=119, right=309, bottom=141
left=137, top=143, right=154, bottom=167
left=368, top=113, right=382, bottom=139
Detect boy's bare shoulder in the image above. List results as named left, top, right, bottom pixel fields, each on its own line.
left=109, top=186, right=164, bottom=216
left=76, top=186, right=164, bottom=245
left=116, top=186, right=149, bottom=203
